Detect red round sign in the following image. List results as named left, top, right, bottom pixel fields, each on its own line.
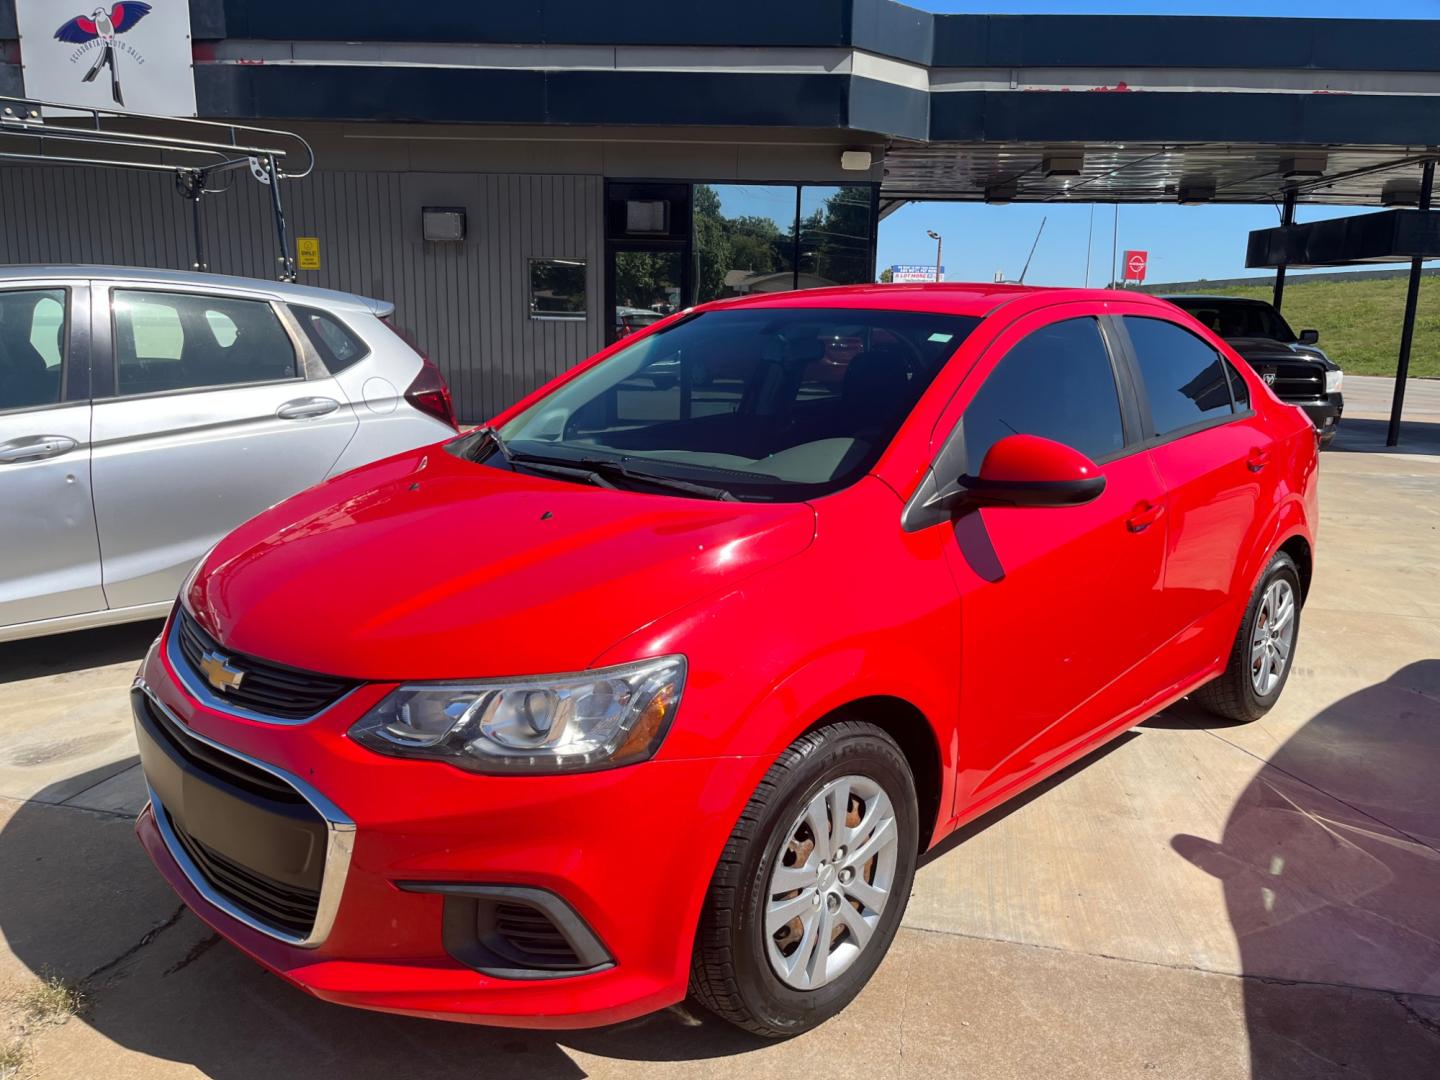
left=1127, top=252, right=1147, bottom=275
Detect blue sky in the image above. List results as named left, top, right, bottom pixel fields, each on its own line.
left=911, top=1, right=1439, bottom=15
left=877, top=202, right=1414, bottom=288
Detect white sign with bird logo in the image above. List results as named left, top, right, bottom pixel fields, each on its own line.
left=16, top=0, right=196, bottom=116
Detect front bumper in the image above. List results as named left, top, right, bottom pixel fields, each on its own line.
left=133, top=627, right=757, bottom=1028
left=1293, top=393, right=1343, bottom=443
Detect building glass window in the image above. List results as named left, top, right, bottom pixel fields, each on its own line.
left=799, top=186, right=875, bottom=290
left=529, top=258, right=587, bottom=320
left=694, top=184, right=798, bottom=303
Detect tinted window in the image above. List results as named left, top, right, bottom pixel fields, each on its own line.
left=1124, top=316, right=1234, bottom=437
left=497, top=308, right=980, bottom=500
left=962, top=317, right=1125, bottom=467
left=1224, top=358, right=1250, bottom=410
left=529, top=258, right=587, bottom=320
left=114, top=291, right=298, bottom=397
left=292, top=305, right=369, bottom=373
left=0, top=289, right=66, bottom=412
left=1169, top=298, right=1294, bottom=343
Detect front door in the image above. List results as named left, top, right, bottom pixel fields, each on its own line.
left=0, top=282, right=106, bottom=633
left=939, top=312, right=1169, bottom=812
left=89, top=284, right=359, bottom=611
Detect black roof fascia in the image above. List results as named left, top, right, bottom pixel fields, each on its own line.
left=1247, top=210, right=1440, bottom=268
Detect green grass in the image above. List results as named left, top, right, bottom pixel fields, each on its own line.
left=1159, top=276, right=1440, bottom=377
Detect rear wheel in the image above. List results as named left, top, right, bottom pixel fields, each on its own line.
left=690, top=721, right=918, bottom=1038
left=1194, top=551, right=1302, bottom=722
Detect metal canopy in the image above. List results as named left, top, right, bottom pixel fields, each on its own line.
left=0, top=96, right=314, bottom=281
left=880, top=141, right=1438, bottom=207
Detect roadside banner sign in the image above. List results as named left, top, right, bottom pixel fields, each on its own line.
left=1123, top=250, right=1149, bottom=283
left=890, top=264, right=945, bottom=283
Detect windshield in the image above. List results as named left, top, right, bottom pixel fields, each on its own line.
left=1170, top=298, right=1295, bottom=343
left=494, top=307, right=981, bottom=500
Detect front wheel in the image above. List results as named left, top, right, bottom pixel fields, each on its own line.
left=1193, top=551, right=1302, bottom=722
left=690, top=721, right=918, bottom=1038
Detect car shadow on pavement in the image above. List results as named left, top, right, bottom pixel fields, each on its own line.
left=1330, top=416, right=1440, bottom=456
left=0, top=620, right=163, bottom=685
left=1171, top=661, right=1440, bottom=1079
left=0, top=771, right=766, bottom=1078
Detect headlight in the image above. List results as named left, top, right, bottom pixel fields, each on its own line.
left=1325, top=368, right=1343, bottom=395
left=348, top=656, right=686, bottom=774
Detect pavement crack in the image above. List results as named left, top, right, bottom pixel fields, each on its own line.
left=163, top=931, right=221, bottom=976
left=83, top=903, right=187, bottom=984
left=1393, top=994, right=1440, bottom=1040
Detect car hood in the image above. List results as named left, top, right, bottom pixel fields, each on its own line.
left=185, top=447, right=817, bottom=680
left=1225, top=337, right=1334, bottom=368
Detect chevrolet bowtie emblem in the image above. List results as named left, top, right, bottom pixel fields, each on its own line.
left=199, top=649, right=245, bottom=693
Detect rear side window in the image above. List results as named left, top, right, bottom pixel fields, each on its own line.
left=1224, top=358, right=1250, bottom=410
left=113, top=290, right=298, bottom=397
left=0, top=288, right=66, bottom=412
left=291, top=305, right=369, bottom=373
left=1124, top=316, right=1234, bottom=437
left=962, top=317, right=1125, bottom=467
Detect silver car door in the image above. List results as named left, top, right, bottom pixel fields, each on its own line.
left=89, top=283, right=359, bottom=611
left=0, top=281, right=106, bottom=631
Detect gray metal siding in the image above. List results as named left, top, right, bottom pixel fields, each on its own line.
left=0, top=164, right=603, bottom=422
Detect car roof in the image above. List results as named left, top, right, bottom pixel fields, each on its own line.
left=0, top=264, right=391, bottom=315
left=698, top=282, right=1172, bottom=318
left=1159, top=294, right=1271, bottom=306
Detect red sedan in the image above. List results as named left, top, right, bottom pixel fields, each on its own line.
left=132, top=284, right=1318, bottom=1037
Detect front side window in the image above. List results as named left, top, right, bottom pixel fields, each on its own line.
left=493, top=307, right=980, bottom=500
left=0, top=288, right=66, bottom=412
left=114, top=290, right=298, bottom=397
left=1124, top=316, right=1234, bottom=437
left=962, top=317, right=1126, bottom=468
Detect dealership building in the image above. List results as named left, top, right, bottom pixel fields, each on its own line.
left=2, top=0, right=1439, bottom=422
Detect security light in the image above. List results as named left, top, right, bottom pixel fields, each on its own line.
left=984, top=182, right=1018, bottom=204
left=840, top=150, right=874, bottom=172
left=1177, top=179, right=1216, bottom=205
left=1280, top=155, right=1327, bottom=178
left=421, top=207, right=466, bottom=242
left=1042, top=152, right=1084, bottom=177
left=1381, top=181, right=1421, bottom=207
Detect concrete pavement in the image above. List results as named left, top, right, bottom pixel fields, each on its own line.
left=1, top=377, right=1437, bottom=1079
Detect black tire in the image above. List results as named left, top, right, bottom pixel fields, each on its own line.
left=1193, top=551, right=1302, bottom=723
left=689, top=721, right=918, bottom=1038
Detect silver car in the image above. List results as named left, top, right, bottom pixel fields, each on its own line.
left=0, top=266, right=457, bottom=642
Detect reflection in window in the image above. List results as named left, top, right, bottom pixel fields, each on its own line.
left=695, top=184, right=797, bottom=303
left=529, top=258, right=587, bottom=320
left=0, top=288, right=66, bottom=411
left=799, top=187, right=874, bottom=291
left=614, top=250, right=681, bottom=340
left=1123, top=316, right=1235, bottom=436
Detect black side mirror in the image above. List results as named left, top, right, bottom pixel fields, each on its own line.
left=1298, top=329, right=1320, bottom=345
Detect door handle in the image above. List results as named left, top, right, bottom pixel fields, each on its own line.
left=277, top=396, right=340, bottom=420
left=1126, top=500, right=1166, bottom=533
left=1247, top=448, right=1271, bottom=473
left=0, top=435, right=79, bottom=464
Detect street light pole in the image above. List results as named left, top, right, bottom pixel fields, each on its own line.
left=926, top=229, right=942, bottom=283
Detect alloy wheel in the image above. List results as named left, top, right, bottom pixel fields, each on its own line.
left=764, top=774, right=899, bottom=991
left=1251, top=578, right=1296, bottom=696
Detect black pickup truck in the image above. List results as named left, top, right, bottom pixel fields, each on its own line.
left=1162, top=295, right=1344, bottom=446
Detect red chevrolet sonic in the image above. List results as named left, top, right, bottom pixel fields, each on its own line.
left=132, top=284, right=1318, bottom=1036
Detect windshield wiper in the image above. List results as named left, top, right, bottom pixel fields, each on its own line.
left=474, top=428, right=619, bottom=489
left=573, top=456, right=737, bottom=501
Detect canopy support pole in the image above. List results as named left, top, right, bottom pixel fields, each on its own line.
left=1272, top=188, right=1296, bottom=311
left=1386, top=159, right=1435, bottom=448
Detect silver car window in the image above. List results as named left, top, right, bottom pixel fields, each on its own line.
left=113, top=290, right=299, bottom=397
left=0, top=288, right=67, bottom=413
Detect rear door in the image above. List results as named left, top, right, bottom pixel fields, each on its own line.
left=1113, top=312, right=1275, bottom=684
left=0, top=282, right=105, bottom=630
left=936, top=310, right=1170, bottom=809
left=90, top=283, right=359, bottom=610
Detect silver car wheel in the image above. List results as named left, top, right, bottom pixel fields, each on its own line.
left=764, top=774, right=899, bottom=991
left=1251, top=578, right=1296, bottom=696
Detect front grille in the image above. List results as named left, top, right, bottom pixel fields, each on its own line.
left=140, top=690, right=304, bottom=805
left=492, top=902, right=583, bottom=968
left=1252, top=360, right=1325, bottom=401
left=168, top=812, right=321, bottom=937
left=175, top=608, right=357, bottom=721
